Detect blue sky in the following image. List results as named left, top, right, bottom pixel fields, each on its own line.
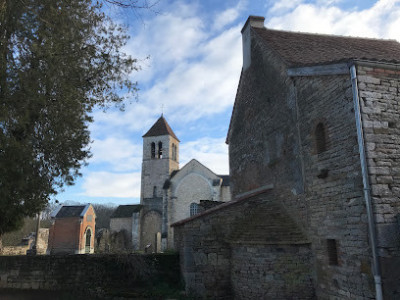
left=55, top=0, right=400, bottom=206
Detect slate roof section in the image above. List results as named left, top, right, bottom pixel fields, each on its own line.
left=253, top=27, right=400, bottom=67
left=218, top=175, right=230, bottom=186
left=55, top=205, right=86, bottom=218
left=110, top=205, right=143, bottom=218
left=143, top=115, right=180, bottom=141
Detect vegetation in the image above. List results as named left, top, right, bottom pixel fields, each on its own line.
left=0, top=0, right=142, bottom=248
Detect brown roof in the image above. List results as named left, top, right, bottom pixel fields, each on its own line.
left=253, top=27, right=400, bottom=67
left=143, top=115, right=179, bottom=141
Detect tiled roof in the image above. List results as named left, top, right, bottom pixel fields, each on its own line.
left=110, top=205, right=142, bottom=218
left=56, top=206, right=86, bottom=218
left=142, top=115, right=179, bottom=141
left=253, top=27, right=400, bottom=67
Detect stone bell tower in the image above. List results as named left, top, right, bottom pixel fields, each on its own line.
left=139, top=115, right=179, bottom=251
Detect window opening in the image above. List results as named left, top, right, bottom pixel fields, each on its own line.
left=190, top=203, right=199, bottom=217
left=172, top=143, right=176, bottom=161
left=151, top=142, right=155, bottom=158
left=158, top=142, right=163, bottom=158
left=327, top=239, right=339, bottom=265
left=315, top=123, right=327, bottom=153
left=153, top=186, right=157, bottom=197
left=85, top=228, right=92, bottom=254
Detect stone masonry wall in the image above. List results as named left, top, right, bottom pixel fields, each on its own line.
left=231, top=244, right=314, bottom=299
left=0, top=254, right=180, bottom=298
left=174, top=190, right=315, bottom=299
left=227, top=27, right=379, bottom=299
left=294, top=73, right=374, bottom=299
left=357, top=64, right=400, bottom=298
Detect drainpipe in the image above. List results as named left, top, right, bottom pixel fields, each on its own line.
left=350, top=64, right=383, bottom=300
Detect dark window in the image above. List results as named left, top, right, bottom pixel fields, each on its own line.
left=327, top=239, right=339, bottom=265
left=158, top=142, right=163, bottom=158
left=315, top=123, right=327, bottom=153
left=190, top=203, right=199, bottom=217
left=153, top=186, right=157, bottom=197
left=151, top=142, right=156, bottom=158
left=172, top=143, right=177, bottom=161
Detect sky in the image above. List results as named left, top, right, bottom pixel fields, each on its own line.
left=55, top=0, right=400, bottom=206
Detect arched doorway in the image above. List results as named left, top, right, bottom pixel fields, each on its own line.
left=85, top=228, right=92, bottom=254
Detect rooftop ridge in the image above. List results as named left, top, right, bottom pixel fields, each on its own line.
left=142, top=115, right=180, bottom=141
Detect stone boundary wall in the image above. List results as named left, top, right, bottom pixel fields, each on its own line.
left=0, top=254, right=180, bottom=298
left=173, top=188, right=315, bottom=299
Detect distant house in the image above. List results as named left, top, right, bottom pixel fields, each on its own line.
left=109, top=204, right=142, bottom=250
left=47, top=204, right=96, bottom=254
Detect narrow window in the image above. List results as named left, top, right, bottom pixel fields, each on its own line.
left=172, top=143, right=176, bottom=161
left=151, top=142, right=155, bottom=158
left=153, top=186, right=157, bottom=197
left=327, top=239, right=339, bottom=265
left=315, top=123, right=327, bottom=154
left=158, top=142, right=163, bottom=159
left=190, top=203, right=199, bottom=217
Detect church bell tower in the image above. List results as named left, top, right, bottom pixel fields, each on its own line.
left=141, top=115, right=180, bottom=201
left=139, top=115, right=179, bottom=251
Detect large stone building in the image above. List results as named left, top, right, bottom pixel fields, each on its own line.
left=111, top=116, right=230, bottom=252
left=173, top=16, right=400, bottom=299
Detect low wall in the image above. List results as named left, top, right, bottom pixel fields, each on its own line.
left=0, top=254, right=180, bottom=298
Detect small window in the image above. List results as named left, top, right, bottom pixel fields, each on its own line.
left=151, top=142, right=155, bottom=158
left=327, top=239, right=339, bottom=265
left=190, top=203, right=199, bottom=217
left=172, top=143, right=177, bottom=161
left=87, top=215, right=93, bottom=222
left=158, top=142, right=163, bottom=159
left=315, top=123, right=327, bottom=154
left=153, top=186, right=157, bottom=197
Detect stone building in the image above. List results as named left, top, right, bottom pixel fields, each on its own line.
left=112, top=116, right=230, bottom=252
left=173, top=16, right=400, bottom=299
left=47, top=204, right=96, bottom=254
left=109, top=204, right=142, bottom=251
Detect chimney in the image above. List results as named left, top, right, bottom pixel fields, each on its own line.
left=241, top=16, right=265, bottom=70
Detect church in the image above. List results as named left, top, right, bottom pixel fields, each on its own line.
left=110, top=115, right=230, bottom=252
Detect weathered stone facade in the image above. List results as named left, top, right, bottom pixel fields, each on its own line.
left=174, top=16, right=400, bottom=299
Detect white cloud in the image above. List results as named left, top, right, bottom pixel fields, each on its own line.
left=83, top=171, right=141, bottom=198
left=89, top=137, right=142, bottom=171
left=266, top=0, right=400, bottom=41
left=180, top=137, right=229, bottom=174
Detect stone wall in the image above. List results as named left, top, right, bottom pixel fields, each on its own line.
left=173, top=189, right=315, bottom=299
left=0, top=254, right=180, bottom=298
left=357, top=64, right=400, bottom=298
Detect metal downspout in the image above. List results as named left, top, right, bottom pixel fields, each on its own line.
left=350, top=64, right=383, bottom=300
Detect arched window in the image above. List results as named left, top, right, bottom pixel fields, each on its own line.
left=85, top=228, right=92, bottom=254
left=190, top=203, right=199, bottom=217
left=315, top=123, right=327, bottom=154
left=151, top=142, right=155, bottom=158
left=158, top=142, right=163, bottom=158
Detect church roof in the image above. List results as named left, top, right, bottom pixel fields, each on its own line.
left=54, top=205, right=87, bottom=218
left=142, top=115, right=180, bottom=141
left=110, top=205, right=142, bottom=218
left=253, top=26, right=400, bottom=67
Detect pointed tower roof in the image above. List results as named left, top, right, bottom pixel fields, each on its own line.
left=143, top=115, right=180, bottom=141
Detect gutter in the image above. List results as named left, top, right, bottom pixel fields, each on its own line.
left=349, top=63, right=383, bottom=300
